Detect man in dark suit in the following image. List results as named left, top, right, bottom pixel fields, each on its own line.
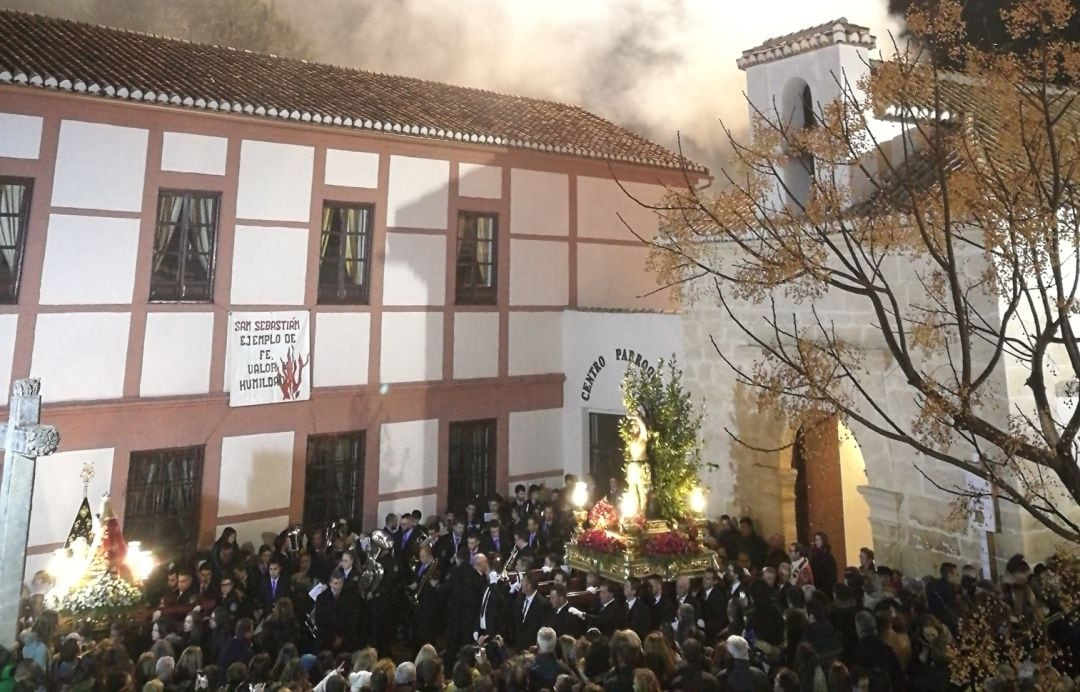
left=524, top=516, right=546, bottom=554
left=623, top=578, right=653, bottom=641
left=511, top=530, right=535, bottom=566
left=256, top=558, right=288, bottom=612
left=482, top=521, right=512, bottom=570
left=649, top=576, right=677, bottom=630
left=546, top=583, right=584, bottom=638
left=314, top=570, right=360, bottom=653
left=674, top=575, right=701, bottom=621
left=698, top=568, right=728, bottom=642
left=512, top=573, right=552, bottom=651
left=396, top=512, right=422, bottom=568
left=445, top=548, right=483, bottom=662
left=438, top=519, right=467, bottom=564
left=538, top=505, right=565, bottom=552
left=473, top=553, right=506, bottom=640
left=571, top=581, right=626, bottom=637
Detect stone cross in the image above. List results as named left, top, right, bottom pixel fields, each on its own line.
left=0, top=379, right=60, bottom=647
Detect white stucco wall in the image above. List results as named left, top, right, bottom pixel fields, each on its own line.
left=458, top=163, right=502, bottom=199
left=509, top=408, right=563, bottom=477
left=235, top=140, right=314, bottom=222
left=510, top=169, right=568, bottom=236
left=39, top=214, right=139, bottom=305
left=325, top=149, right=379, bottom=189
left=230, top=225, right=309, bottom=305
left=382, top=233, right=447, bottom=306
left=508, top=312, right=563, bottom=376
left=576, top=177, right=663, bottom=241
left=380, top=312, right=443, bottom=383
left=379, top=419, right=439, bottom=493
left=313, top=312, right=371, bottom=387
left=0, top=112, right=42, bottom=159
left=387, top=155, right=449, bottom=229
left=218, top=432, right=295, bottom=516
left=139, top=311, right=214, bottom=397
left=453, top=312, right=499, bottom=379
left=52, top=120, right=148, bottom=212
left=509, top=239, right=569, bottom=306
left=30, top=312, right=131, bottom=402
left=161, top=132, right=227, bottom=175
left=577, top=243, right=671, bottom=311
left=0, top=314, right=17, bottom=406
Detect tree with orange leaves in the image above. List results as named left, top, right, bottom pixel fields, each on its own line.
left=649, top=0, right=1080, bottom=542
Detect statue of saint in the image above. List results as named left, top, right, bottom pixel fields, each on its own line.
left=625, top=415, right=652, bottom=518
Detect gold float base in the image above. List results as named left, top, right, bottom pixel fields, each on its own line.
left=565, top=521, right=720, bottom=582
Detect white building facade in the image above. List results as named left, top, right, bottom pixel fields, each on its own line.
left=0, top=11, right=696, bottom=578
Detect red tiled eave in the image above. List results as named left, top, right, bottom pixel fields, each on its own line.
left=0, top=9, right=707, bottom=174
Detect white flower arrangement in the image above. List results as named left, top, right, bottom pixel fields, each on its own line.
left=44, top=571, right=142, bottom=615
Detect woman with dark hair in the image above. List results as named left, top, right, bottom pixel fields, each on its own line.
left=173, top=646, right=204, bottom=692
left=641, top=631, right=677, bottom=688
left=1002, top=554, right=1048, bottom=623
left=207, top=607, right=235, bottom=662
left=810, top=532, right=838, bottom=598
left=793, top=641, right=828, bottom=691
left=211, top=528, right=239, bottom=576
left=259, top=597, right=298, bottom=656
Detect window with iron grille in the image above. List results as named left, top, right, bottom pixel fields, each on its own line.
left=318, top=203, right=373, bottom=304
left=0, top=178, right=32, bottom=303
left=456, top=212, right=497, bottom=305
left=447, top=419, right=497, bottom=513
left=125, top=446, right=204, bottom=556
left=150, top=191, right=220, bottom=301
left=304, top=431, right=366, bottom=527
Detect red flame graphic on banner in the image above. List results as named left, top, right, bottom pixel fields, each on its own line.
left=278, top=346, right=308, bottom=400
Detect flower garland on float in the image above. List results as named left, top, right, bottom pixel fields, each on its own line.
left=42, top=464, right=155, bottom=624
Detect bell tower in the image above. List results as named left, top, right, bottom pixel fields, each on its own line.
left=737, top=19, right=878, bottom=208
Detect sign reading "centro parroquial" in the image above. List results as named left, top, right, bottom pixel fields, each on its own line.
left=580, top=348, right=658, bottom=401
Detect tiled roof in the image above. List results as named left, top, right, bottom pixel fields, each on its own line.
left=0, top=10, right=706, bottom=173
left=737, top=18, right=876, bottom=70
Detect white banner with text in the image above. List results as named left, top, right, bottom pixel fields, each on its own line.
left=228, top=311, right=311, bottom=407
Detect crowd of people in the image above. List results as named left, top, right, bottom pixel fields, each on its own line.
left=6, top=475, right=1080, bottom=691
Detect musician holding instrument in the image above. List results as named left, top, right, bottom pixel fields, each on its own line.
left=314, top=570, right=360, bottom=653
left=408, top=544, right=442, bottom=650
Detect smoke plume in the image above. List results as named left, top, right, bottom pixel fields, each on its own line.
left=5, top=0, right=900, bottom=173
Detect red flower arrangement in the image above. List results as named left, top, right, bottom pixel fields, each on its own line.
left=578, top=529, right=626, bottom=555
left=641, top=530, right=701, bottom=557
left=622, top=513, right=647, bottom=534
left=588, top=499, right=618, bottom=530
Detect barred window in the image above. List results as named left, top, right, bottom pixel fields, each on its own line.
left=456, top=212, right=497, bottom=305
left=0, top=178, right=32, bottom=303
left=318, top=203, right=373, bottom=304
left=125, top=446, right=204, bottom=555
left=304, top=431, right=366, bottom=527
left=150, top=191, right=219, bottom=301
left=447, top=419, right=496, bottom=514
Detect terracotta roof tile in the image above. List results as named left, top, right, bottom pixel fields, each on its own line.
left=737, top=18, right=876, bottom=70
left=0, top=9, right=706, bottom=173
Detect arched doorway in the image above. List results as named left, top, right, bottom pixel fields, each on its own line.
left=788, top=415, right=872, bottom=565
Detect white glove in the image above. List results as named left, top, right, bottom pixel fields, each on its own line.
left=488, top=571, right=499, bottom=584
left=152, top=610, right=162, bottom=622
left=697, top=619, right=705, bottom=629
left=671, top=618, right=679, bottom=630
left=192, top=605, right=201, bottom=613
left=359, top=537, right=372, bottom=552
left=586, top=586, right=598, bottom=594
left=509, top=581, right=521, bottom=593
left=542, top=565, right=553, bottom=573
left=568, top=607, right=585, bottom=619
